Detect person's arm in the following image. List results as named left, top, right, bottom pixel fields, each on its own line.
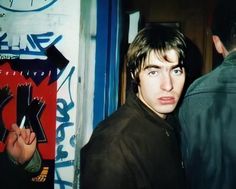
left=23, top=149, right=41, bottom=173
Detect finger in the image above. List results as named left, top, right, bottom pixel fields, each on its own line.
left=20, top=129, right=31, bottom=144
left=28, top=132, right=36, bottom=144
left=25, top=129, right=31, bottom=144
left=5, top=131, right=18, bottom=149
left=11, top=124, right=21, bottom=136
left=20, top=128, right=27, bottom=141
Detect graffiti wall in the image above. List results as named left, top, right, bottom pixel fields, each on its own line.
left=0, top=0, right=80, bottom=188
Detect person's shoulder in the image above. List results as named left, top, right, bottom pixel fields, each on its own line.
left=185, top=66, right=222, bottom=97
left=84, top=105, right=138, bottom=147
left=185, top=75, right=208, bottom=95
left=97, top=105, right=135, bottom=129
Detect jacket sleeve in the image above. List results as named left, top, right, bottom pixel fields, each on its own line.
left=23, top=149, right=42, bottom=173
left=6, top=149, right=42, bottom=173
left=80, top=137, right=135, bottom=189
left=0, top=149, right=42, bottom=188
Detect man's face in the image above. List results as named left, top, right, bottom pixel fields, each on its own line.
left=137, top=50, right=186, bottom=118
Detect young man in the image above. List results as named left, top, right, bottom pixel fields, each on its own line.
left=178, top=0, right=236, bottom=189
left=80, top=25, right=187, bottom=189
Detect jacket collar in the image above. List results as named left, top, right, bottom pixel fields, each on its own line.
left=125, top=90, right=174, bottom=130
left=224, top=51, right=236, bottom=64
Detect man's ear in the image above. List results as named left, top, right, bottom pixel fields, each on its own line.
left=212, top=35, right=223, bottom=54
left=212, top=35, right=228, bottom=56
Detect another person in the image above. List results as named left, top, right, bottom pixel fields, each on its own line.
left=80, top=25, right=187, bottom=189
left=0, top=123, right=41, bottom=188
left=178, top=0, right=236, bottom=188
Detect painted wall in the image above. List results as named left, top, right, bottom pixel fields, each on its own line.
left=75, top=0, right=97, bottom=188
left=0, top=0, right=81, bottom=188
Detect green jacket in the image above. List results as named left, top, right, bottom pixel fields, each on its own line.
left=179, top=51, right=236, bottom=189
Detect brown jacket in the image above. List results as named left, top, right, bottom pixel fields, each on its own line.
left=80, top=92, right=186, bottom=189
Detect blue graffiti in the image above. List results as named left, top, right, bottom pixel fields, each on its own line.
left=56, top=122, right=74, bottom=145
left=56, top=145, right=68, bottom=161
left=0, top=0, right=58, bottom=12
left=55, top=160, right=75, bottom=189
left=0, top=32, right=62, bottom=56
left=70, top=134, right=76, bottom=148
left=57, top=99, right=74, bottom=123
left=57, top=66, right=75, bottom=100
left=55, top=66, right=76, bottom=188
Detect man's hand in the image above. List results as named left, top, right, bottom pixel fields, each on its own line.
left=5, top=124, right=37, bottom=165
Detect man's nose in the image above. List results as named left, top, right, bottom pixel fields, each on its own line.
left=160, top=74, right=173, bottom=91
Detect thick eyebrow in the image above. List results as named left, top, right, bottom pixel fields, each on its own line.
left=143, top=65, right=160, bottom=70
left=144, top=63, right=183, bottom=70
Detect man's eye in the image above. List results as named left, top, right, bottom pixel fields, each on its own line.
left=172, top=68, right=183, bottom=76
left=148, top=70, right=159, bottom=77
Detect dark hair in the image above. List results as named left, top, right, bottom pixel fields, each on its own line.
left=127, top=25, right=186, bottom=92
left=211, top=0, right=236, bottom=51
